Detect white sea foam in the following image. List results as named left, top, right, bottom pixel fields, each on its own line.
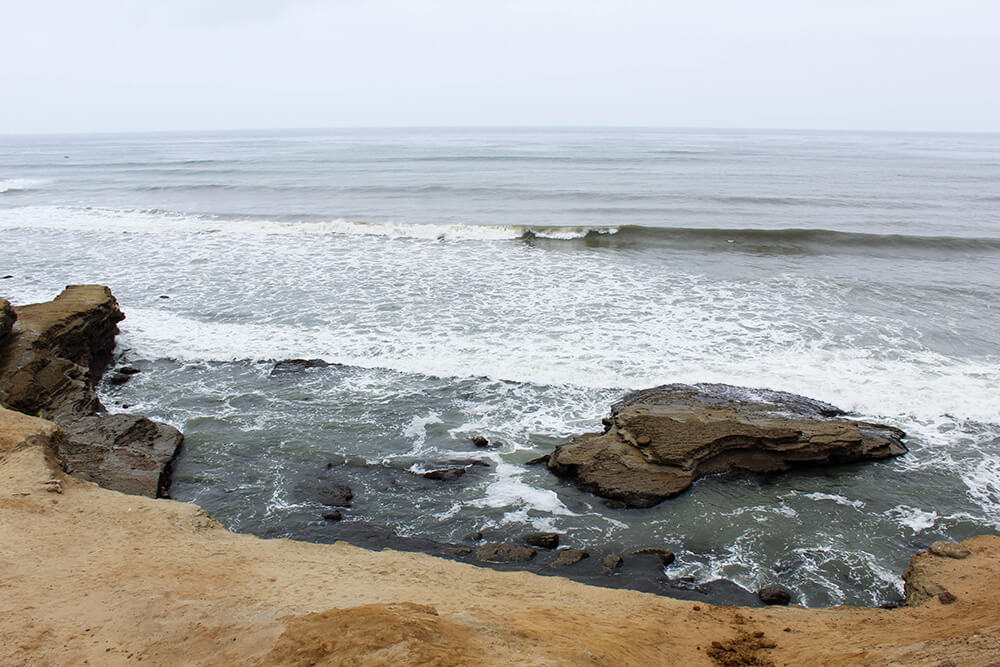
left=0, top=178, right=49, bottom=193
left=963, top=458, right=1000, bottom=529
left=886, top=506, right=938, bottom=532
left=799, top=492, right=866, bottom=510
left=0, top=205, right=615, bottom=241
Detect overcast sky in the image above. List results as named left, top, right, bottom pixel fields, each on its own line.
left=2, top=0, right=999, bottom=134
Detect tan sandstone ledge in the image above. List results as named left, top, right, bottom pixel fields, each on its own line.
left=2, top=407, right=999, bottom=666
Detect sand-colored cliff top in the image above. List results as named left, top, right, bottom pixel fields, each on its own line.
left=1, top=406, right=999, bottom=666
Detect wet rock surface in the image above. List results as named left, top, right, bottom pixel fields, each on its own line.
left=0, top=286, right=183, bottom=498
left=547, top=383, right=907, bottom=507
left=523, top=532, right=560, bottom=549
left=476, top=542, right=537, bottom=563
left=552, top=548, right=589, bottom=567
left=270, top=358, right=340, bottom=376
left=757, top=584, right=793, bottom=605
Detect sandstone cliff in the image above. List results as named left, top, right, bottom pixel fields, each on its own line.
left=1, top=407, right=998, bottom=665
left=0, top=286, right=181, bottom=497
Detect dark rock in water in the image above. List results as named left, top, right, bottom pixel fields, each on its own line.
left=525, top=454, right=550, bottom=465
left=117, top=366, right=142, bottom=375
left=1, top=275, right=13, bottom=279
left=418, top=459, right=490, bottom=481
left=107, top=372, right=132, bottom=385
left=0, top=286, right=183, bottom=498
left=470, top=435, right=490, bottom=447
left=296, top=477, right=354, bottom=507
left=322, top=510, right=343, bottom=521
left=757, top=584, right=793, bottom=605
left=58, top=414, right=184, bottom=498
left=523, top=532, right=560, bottom=549
left=270, top=358, right=338, bottom=376
left=421, top=467, right=467, bottom=481
left=602, top=554, right=624, bottom=569
left=475, top=542, right=537, bottom=563
left=552, top=548, right=589, bottom=567
left=633, top=548, right=676, bottom=565
left=159, top=295, right=170, bottom=299
left=546, top=383, right=907, bottom=507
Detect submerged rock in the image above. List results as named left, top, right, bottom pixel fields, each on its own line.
left=270, top=358, right=338, bottom=376
left=418, top=459, right=490, bottom=481
left=523, top=532, right=560, bottom=549
left=602, top=554, right=624, bottom=569
left=475, top=542, right=537, bottom=563
left=552, top=548, right=589, bottom=567
left=546, top=383, right=907, bottom=508
left=632, top=548, right=676, bottom=565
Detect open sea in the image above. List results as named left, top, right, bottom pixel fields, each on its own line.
left=1, top=127, right=998, bottom=606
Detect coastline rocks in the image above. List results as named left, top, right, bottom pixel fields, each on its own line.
left=632, top=548, right=676, bottom=565
left=546, top=383, right=907, bottom=507
left=602, top=554, right=624, bottom=569
left=552, top=548, right=589, bottom=567
left=475, top=542, right=537, bottom=563
left=0, top=286, right=183, bottom=498
left=418, top=459, right=490, bottom=481
left=296, top=478, right=354, bottom=507
left=59, top=414, right=184, bottom=497
left=757, top=584, right=793, bottom=606
left=0, top=298, right=14, bottom=345
left=270, top=358, right=339, bottom=376
left=523, top=532, right=560, bottom=549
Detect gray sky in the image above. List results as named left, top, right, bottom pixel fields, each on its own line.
left=3, top=0, right=999, bottom=133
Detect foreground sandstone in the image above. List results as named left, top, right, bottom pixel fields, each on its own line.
left=2, top=408, right=999, bottom=666
left=546, top=383, right=907, bottom=507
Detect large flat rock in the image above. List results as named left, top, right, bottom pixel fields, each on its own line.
left=546, top=383, right=907, bottom=508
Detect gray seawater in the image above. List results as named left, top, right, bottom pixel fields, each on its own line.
left=2, top=128, right=999, bottom=606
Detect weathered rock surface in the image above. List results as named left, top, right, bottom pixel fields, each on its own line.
left=0, top=298, right=15, bottom=346
left=523, top=532, right=560, bottom=549
left=475, top=542, right=537, bottom=563
left=552, top=548, right=589, bottom=567
left=0, top=286, right=183, bottom=497
left=930, top=541, right=972, bottom=559
left=546, top=383, right=907, bottom=507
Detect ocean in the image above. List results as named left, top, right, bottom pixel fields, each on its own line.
left=1, top=127, right=998, bottom=606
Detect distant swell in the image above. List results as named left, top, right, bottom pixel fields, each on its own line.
left=1, top=205, right=999, bottom=252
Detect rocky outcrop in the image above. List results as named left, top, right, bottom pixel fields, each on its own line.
left=546, top=383, right=907, bottom=508
left=0, top=298, right=14, bottom=346
left=0, top=286, right=183, bottom=497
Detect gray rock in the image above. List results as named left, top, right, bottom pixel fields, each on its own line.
left=58, top=414, right=183, bottom=498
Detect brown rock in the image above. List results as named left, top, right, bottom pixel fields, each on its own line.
left=0, top=298, right=15, bottom=345
left=475, top=542, right=536, bottom=563
left=0, top=286, right=183, bottom=498
left=930, top=541, right=972, bottom=559
left=546, top=383, right=907, bottom=507
left=551, top=548, right=589, bottom=567
left=602, top=554, right=623, bottom=569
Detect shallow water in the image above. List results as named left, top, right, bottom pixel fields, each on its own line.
left=2, top=128, right=998, bottom=606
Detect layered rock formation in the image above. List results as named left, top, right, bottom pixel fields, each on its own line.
left=546, top=383, right=907, bottom=508
left=0, top=286, right=182, bottom=497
